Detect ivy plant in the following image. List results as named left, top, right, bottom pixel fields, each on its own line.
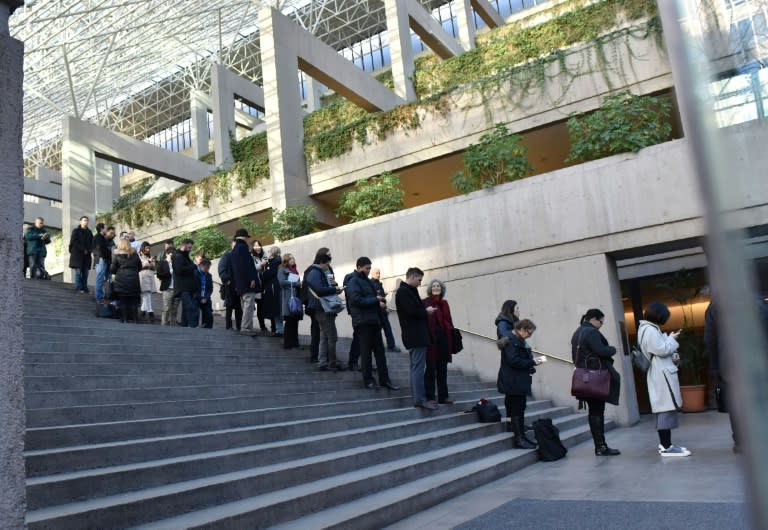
left=566, top=91, right=672, bottom=162
left=336, top=172, right=405, bottom=222
left=262, top=205, right=317, bottom=241
left=173, top=224, right=230, bottom=260
left=113, top=177, right=156, bottom=211
left=451, top=124, right=533, bottom=194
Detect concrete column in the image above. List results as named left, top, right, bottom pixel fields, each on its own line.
left=190, top=90, right=210, bottom=160
left=61, top=120, right=97, bottom=284
left=211, top=64, right=236, bottom=168
left=0, top=3, right=28, bottom=525
left=385, top=0, right=417, bottom=102
left=454, top=0, right=476, bottom=51
left=304, top=76, right=323, bottom=113
left=94, top=157, right=118, bottom=215
left=260, top=8, right=311, bottom=211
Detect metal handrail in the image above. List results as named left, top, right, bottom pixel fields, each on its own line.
left=455, top=327, right=574, bottom=365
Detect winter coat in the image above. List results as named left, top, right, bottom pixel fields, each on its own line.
left=424, top=295, right=454, bottom=363
left=261, top=256, right=282, bottom=319
left=638, top=320, right=682, bottom=413
left=218, top=251, right=234, bottom=286
left=110, top=252, right=141, bottom=297
left=346, top=271, right=382, bottom=328
left=496, top=327, right=535, bottom=396
left=156, top=260, right=172, bottom=292
left=278, top=267, right=302, bottom=320
left=139, top=254, right=158, bottom=293
left=196, top=268, right=213, bottom=302
left=171, top=249, right=198, bottom=294
left=570, top=322, right=621, bottom=406
left=231, top=240, right=260, bottom=295
left=92, top=233, right=113, bottom=265
left=68, top=227, right=94, bottom=269
left=305, top=265, right=338, bottom=313
left=395, top=282, right=430, bottom=349
left=24, top=226, right=50, bottom=256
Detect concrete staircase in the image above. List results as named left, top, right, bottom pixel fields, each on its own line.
left=23, top=279, right=600, bottom=529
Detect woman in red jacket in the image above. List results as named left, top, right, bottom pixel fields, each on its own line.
left=423, top=279, right=455, bottom=404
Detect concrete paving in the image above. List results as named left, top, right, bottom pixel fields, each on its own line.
left=387, top=411, right=749, bottom=529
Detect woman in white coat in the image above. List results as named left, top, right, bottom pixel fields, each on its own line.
left=638, top=301, right=691, bottom=457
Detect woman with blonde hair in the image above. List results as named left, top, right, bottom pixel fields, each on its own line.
left=262, top=246, right=283, bottom=336
left=110, top=238, right=141, bottom=323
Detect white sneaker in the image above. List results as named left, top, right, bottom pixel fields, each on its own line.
left=659, top=444, right=691, bottom=457
left=658, top=444, right=688, bottom=453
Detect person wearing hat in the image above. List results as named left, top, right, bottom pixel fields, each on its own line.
left=230, top=228, right=261, bottom=335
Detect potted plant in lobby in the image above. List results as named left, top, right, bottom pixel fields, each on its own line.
left=657, top=269, right=709, bottom=412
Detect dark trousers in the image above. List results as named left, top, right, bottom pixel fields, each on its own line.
left=256, top=297, right=267, bottom=330
left=585, top=399, right=605, bottom=416
left=357, top=324, right=389, bottom=386
left=425, top=360, right=449, bottom=402
left=179, top=291, right=198, bottom=328
left=348, top=328, right=360, bottom=366
left=199, top=301, right=213, bottom=328
left=309, top=312, right=320, bottom=361
left=225, top=285, right=242, bottom=330
left=504, top=394, right=526, bottom=419
left=283, top=317, right=300, bottom=348
left=380, top=309, right=396, bottom=349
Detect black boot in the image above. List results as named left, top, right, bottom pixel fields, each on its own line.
left=148, top=312, right=155, bottom=323
left=132, top=306, right=141, bottom=324
left=120, top=305, right=128, bottom=323
left=511, top=416, right=536, bottom=449
left=589, top=415, right=620, bottom=456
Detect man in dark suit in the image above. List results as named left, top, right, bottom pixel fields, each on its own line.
left=395, top=267, right=437, bottom=410
left=230, top=228, right=260, bottom=335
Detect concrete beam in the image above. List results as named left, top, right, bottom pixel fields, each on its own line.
left=211, top=64, right=266, bottom=168
left=23, top=201, right=62, bottom=228
left=24, top=176, right=61, bottom=201
left=386, top=0, right=464, bottom=102
left=190, top=90, right=210, bottom=160
left=0, top=19, right=27, bottom=528
left=471, top=0, right=504, bottom=28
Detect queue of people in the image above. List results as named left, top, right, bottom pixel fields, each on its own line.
left=26, top=218, right=710, bottom=457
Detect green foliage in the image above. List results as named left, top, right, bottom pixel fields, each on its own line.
left=337, top=172, right=405, bottom=222
left=451, top=124, right=533, bottom=193
left=238, top=217, right=264, bottom=241
left=262, top=205, right=317, bottom=241
left=173, top=224, right=230, bottom=260
left=566, top=91, right=672, bottom=162
left=113, top=177, right=157, bottom=211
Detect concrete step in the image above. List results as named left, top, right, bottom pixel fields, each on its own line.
left=266, top=419, right=605, bottom=530
left=24, top=392, right=512, bottom=450
left=26, top=382, right=492, bottom=427
left=26, top=424, right=520, bottom=529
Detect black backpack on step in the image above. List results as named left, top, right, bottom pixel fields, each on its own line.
left=532, top=418, right=567, bottom=461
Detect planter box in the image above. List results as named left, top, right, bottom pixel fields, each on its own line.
left=680, top=384, right=707, bottom=412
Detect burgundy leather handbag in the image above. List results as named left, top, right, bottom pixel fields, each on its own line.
left=570, top=332, right=610, bottom=400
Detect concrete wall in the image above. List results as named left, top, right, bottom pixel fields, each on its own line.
left=0, top=17, right=27, bottom=527
left=275, top=119, right=768, bottom=427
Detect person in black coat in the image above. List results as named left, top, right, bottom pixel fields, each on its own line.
left=261, top=246, right=283, bottom=336
left=395, top=267, right=437, bottom=410
left=346, top=257, right=397, bottom=390
left=92, top=224, right=115, bottom=302
left=69, top=216, right=94, bottom=293
left=231, top=229, right=260, bottom=334
left=570, top=308, right=621, bottom=456
left=110, top=238, right=141, bottom=323
left=497, top=316, right=542, bottom=449
left=218, top=240, right=243, bottom=332
left=172, top=239, right=200, bottom=328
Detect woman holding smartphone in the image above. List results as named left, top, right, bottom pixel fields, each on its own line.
left=638, top=301, right=690, bottom=457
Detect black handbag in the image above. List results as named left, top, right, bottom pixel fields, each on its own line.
left=452, top=328, right=464, bottom=353
left=468, top=399, right=501, bottom=423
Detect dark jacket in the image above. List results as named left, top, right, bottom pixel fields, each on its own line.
left=24, top=226, right=50, bottom=256
left=395, top=281, right=430, bottom=349
left=305, top=265, right=337, bottom=312
left=230, top=240, right=259, bottom=295
left=156, top=259, right=172, bottom=291
left=346, top=271, right=382, bottom=327
left=110, top=252, right=141, bottom=296
left=570, top=322, right=621, bottom=406
left=261, top=256, right=282, bottom=319
left=496, top=328, right=536, bottom=396
left=197, top=268, right=213, bottom=302
left=171, top=249, right=198, bottom=294
left=92, top=233, right=113, bottom=264
left=69, top=227, right=94, bottom=269
left=218, top=251, right=234, bottom=286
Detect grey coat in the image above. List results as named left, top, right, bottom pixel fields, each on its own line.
left=278, top=267, right=302, bottom=320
